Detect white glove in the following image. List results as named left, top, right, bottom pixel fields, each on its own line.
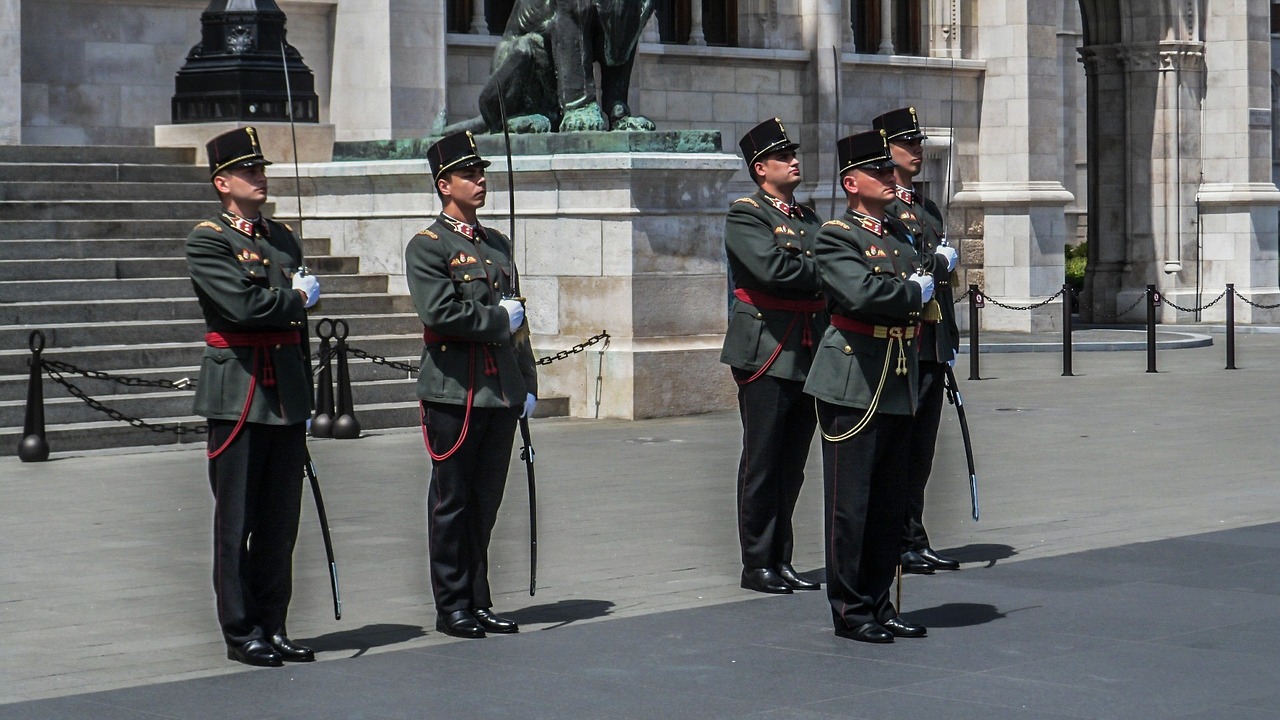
left=499, top=298, right=525, bottom=334
left=520, top=392, right=537, bottom=419
left=935, top=244, right=959, bottom=272
left=908, top=272, right=935, bottom=303
left=292, top=271, right=320, bottom=309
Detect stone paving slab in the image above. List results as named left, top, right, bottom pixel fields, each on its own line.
left=2, top=332, right=1279, bottom=717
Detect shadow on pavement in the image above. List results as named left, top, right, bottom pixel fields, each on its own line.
left=946, top=543, right=1018, bottom=567
left=305, top=623, right=429, bottom=657
left=507, top=599, right=616, bottom=629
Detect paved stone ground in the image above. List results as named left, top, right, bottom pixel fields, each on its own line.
left=2, top=330, right=1279, bottom=719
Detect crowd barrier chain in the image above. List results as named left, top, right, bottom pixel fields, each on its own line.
left=17, top=323, right=612, bottom=460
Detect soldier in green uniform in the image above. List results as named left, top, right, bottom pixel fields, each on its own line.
left=804, top=130, right=933, bottom=644
left=873, top=107, right=963, bottom=575
left=721, top=118, right=826, bottom=594
left=406, top=132, right=538, bottom=639
left=186, top=127, right=320, bottom=667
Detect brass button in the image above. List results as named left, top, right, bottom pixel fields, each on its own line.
left=785, top=241, right=793, bottom=248
left=485, top=259, right=492, bottom=265
left=805, top=250, right=813, bottom=257
left=263, top=258, right=271, bottom=266
left=906, top=340, right=913, bottom=347
left=274, top=344, right=281, bottom=350
left=755, top=313, right=763, bottom=320
left=874, top=266, right=881, bottom=273
left=799, top=230, right=805, bottom=236
left=463, top=274, right=471, bottom=281
left=248, top=270, right=256, bottom=277
left=901, top=272, right=907, bottom=277
left=893, top=250, right=900, bottom=256
left=843, top=345, right=852, bottom=354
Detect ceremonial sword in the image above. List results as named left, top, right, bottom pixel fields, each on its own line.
left=283, top=43, right=342, bottom=617
left=943, top=367, right=979, bottom=521
left=496, top=82, right=539, bottom=596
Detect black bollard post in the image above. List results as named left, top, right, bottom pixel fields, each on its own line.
left=1225, top=284, right=1237, bottom=370
left=311, top=318, right=335, bottom=437
left=331, top=319, right=361, bottom=439
left=968, top=284, right=982, bottom=381
left=19, top=330, right=51, bottom=462
left=1062, top=283, right=1073, bottom=377
left=1146, top=284, right=1158, bottom=373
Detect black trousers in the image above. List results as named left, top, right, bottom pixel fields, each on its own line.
left=206, top=420, right=306, bottom=646
left=733, top=370, right=816, bottom=569
left=816, top=401, right=911, bottom=631
left=903, top=360, right=946, bottom=552
left=422, top=401, right=518, bottom=614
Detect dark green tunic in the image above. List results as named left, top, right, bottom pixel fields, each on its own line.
left=186, top=212, right=312, bottom=425
left=405, top=213, right=537, bottom=408
left=720, top=190, right=826, bottom=381
left=803, top=209, right=925, bottom=415
left=886, top=187, right=959, bottom=363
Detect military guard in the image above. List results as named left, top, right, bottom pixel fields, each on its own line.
left=406, top=132, right=538, bottom=639
left=721, top=118, right=826, bottom=594
left=873, top=107, right=962, bottom=575
left=186, top=127, right=321, bottom=667
left=804, top=130, right=933, bottom=643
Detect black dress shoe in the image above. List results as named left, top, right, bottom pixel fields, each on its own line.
left=918, top=547, right=961, bottom=571
left=472, top=607, right=519, bottom=634
left=436, top=609, right=485, bottom=639
left=900, top=550, right=936, bottom=575
left=775, top=563, right=821, bottom=591
left=226, top=639, right=283, bottom=667
left=267, top=633, right=315, bottom=662
left=882, top=616, right=928, bottom=638
left=740, top=567, right=792, bottom=594
left=834, top=622, right=894, bottom=644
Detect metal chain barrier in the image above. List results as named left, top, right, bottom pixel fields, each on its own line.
left=41, top=357, right=197, bottom=390
left=41, top=363, right=207, bottom=435
left=346, top=330, right=612, bottom=373
left=1161, top=290, right=1226, bottom=314
left=979, top=288, right=1066, bottom=312
left=1077, top=291, right=1145, bottom=322
left=1237, top=292, right=1280, bottom=310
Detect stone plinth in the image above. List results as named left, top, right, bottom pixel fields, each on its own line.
left=272, top=131, right=740, bottom=420
left=155, top=121, right=336, bottom=166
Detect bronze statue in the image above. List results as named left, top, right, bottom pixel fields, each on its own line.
left=454, top=0, right=656, bottom=134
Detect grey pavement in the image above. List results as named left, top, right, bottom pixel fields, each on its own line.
left=3, top=330, right=1280, bottom=719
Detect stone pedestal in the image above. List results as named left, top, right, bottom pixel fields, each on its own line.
left=155, top=121, right=335, bottom=165
left=272, top=131, right=741, bottom=419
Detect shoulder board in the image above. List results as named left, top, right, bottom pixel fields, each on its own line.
left=418, top=229, right=439, bottom=240
left=822, top=219, right=851, bottom=230
left=195, top=221, right=223, bottom=233
left=733, top=197, right=760, bottom=208
left=281, top=222, right=294, bottom=233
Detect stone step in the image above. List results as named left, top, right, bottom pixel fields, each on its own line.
left=0, top=292, right=413, bottom=326
left=0, top=236, right=332, bottom=260
left=0, top=200, right=223, bottom=222
left=0, top=181, right=213, bottom=202
left=0, top=254, right=359, bottom=280
left=0, top=163, right=210, bottom=184
left=0, top=218, right=212, bottom=240
left=0, top=145, right=197, bottom=165
left=0, top=330, right=424, bottom=376
left=0, top=273, right=389, bottom=302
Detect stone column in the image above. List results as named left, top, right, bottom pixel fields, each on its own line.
left=688, top=0, right=707, bottom=46
left=877, top=0, right=894, bottom=54
left=330, top=0, right=446, bottom=141
left=470, top=0, right=486, bottom=34
left=1078, top=45, right=1130, bottom=321
left=952, top=0, right=1072, bottom=332
left=1192, top=0, right=1280, bottom=322
left=0, top=0, right=19, bottom=144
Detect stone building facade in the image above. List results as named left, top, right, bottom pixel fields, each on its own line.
left=2, top=0, right=1278, bottom=331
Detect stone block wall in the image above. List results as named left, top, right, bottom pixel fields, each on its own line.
left=19, top=0, right=336, bottom=146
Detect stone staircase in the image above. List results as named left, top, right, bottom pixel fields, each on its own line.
left=0, top=145, right=425, bottom=457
